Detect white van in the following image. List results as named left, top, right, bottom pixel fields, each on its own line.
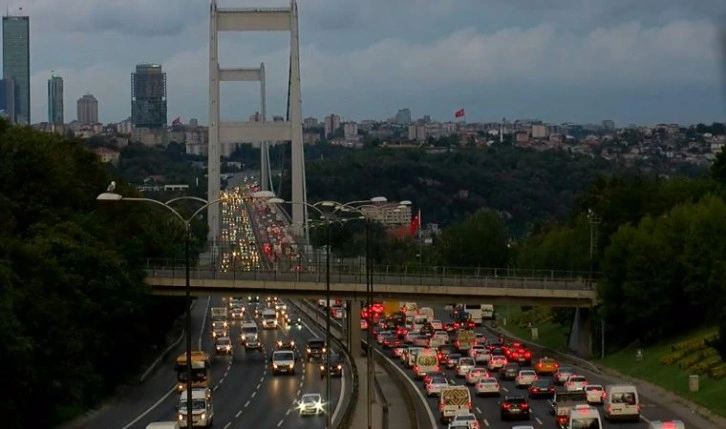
left=146, top=423, right=181, bottom=429
left=177, top=388, right=214, bottom=428
left=603, top=384, right=640, bottom=422
left=413, top=348, right=439, bottom=379
left=569, top=404, right=603, bottom=429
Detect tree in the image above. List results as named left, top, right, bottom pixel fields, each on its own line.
left=436, top=209, right=509, bottom=267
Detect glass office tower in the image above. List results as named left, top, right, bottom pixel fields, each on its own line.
left=2, top=16, right=30, bottom=125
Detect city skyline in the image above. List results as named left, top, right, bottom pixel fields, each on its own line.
left=7, top=0, right=726, bottom=126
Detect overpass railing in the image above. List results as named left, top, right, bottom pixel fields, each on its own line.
left=144, top=258, right=597, bottom=291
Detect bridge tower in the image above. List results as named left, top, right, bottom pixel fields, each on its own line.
left=208, top=0, right=307, bottom=244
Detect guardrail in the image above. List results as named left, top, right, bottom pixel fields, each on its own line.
left=287, top=300, right=358, bottom=429
left=150, top=257, right=597, bottom=281
left=298, top=300, right=425, bottom=429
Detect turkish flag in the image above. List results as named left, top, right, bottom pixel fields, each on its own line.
left=454, top=108, right=465, bottom=118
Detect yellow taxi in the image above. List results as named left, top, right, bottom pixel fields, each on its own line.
left=534, top=356, right=559, bottom=375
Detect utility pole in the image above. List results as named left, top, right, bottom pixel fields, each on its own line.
left=588, top=209, right=603, bottom=358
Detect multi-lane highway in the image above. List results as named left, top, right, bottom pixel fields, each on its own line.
left=369, top=303, right=706, bottom=429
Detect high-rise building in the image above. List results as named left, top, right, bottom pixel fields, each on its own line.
left=131, top=64, right=167, bottom=128
left=0, top=78, right=15, bottom=120
left=77, top=94, right=98, bottom=124
left=2, top=16, right=30, bottom=125
left=47, top=72, right=64, bottom=125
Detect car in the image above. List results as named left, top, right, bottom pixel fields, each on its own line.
left=515, top=370, right=538, bottom=388
left=445, top=353, right=462, bottom=369
left=276, top=338, right=296, bottom=350
left=528, top=379, right=556, bottom=398
left=306, top=338, right=326, bottom=361
left=500, top=395, right=531, bottom=421
left=446, top=422, right=471, bottom=429
left=487, top=355, right=507, bottom=371
left=500, top=362, right=520, bottom=380
left=508, top=347, right=533, bottom=366
left=298, top=393, right=324, bottom=415
left=565, top=374, right=588, bottom=391
left=465, top=367, right=489, bottom=385
left=286, top=312, right=302, bottom=326
left=319, top=356, right=343, bottom=378
left=474, top=377, right=500, bottom=396
left=230, top=306, right=244, bottom=319
left=534, top=357, right=559, bottom=375
left=215, top=337, right=232, bottom=355
left=468, top=345, right=487, bottom=358
left=554, top=366, right=576, bottom=385
left=455, top=357, right=476, bottom=377
left=211, top=327, right=227, bottom=339
left=426, top=375, right=449, bottom=397
left=451, top=411, right=479, bottom=429
left=585, top=384, right=605, bottom=404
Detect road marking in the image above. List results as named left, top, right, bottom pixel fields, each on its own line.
left=223, top=423, right=231, bottom=429
left=482, top=418, right=490, bottom=427
left=120, top=385, right=176, bottom=429
left=297, top=389, right=301, bottom=395
left=449, top=379, right=456, bottom=384
left=213, top=386, right=219, bottom=392
left=244, top=400, right=250, bottom=408
left=218, top=378, right=224, bottom=385
left=198, top=296, right=211, bottom=350
left=236, top=410, right=242, bottom=417
left=502, top=386, right=509, bottom=392
left=251, top=391, right=257, bottom=398
left=299, top=381, right=304, bottom=387
left=277, top=420, right=284, bottom=427
left=285, top=409, right=291, bottom=415
left=260, top=376, right=264, bottom=382
left=256, top=382, right=261, bottom=389
left=536, top=416, right=543, bottom=424
left=476, top=406, right=482, bottom=413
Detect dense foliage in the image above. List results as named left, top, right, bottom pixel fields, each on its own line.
left=0, top=121, right=199, bottom=428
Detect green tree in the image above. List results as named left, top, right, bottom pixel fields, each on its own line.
left=436, top=209, right=509, bottom=267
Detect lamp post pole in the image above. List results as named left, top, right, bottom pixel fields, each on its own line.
left=366, top=218, right=373, bottom=429
left=325, top=219, right=332, bottom=429
left=96, top=190, right=225, bottom=429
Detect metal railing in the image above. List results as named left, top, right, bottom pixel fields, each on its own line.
left=145, top=259, right=597, bottom=291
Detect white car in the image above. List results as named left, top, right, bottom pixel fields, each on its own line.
left=431, top=320, right=444, bottom=330
left=515, top=369, right=538, bottom=387
left=426, top=375, right=449, bottom=397
left=474, top=377, right=500, bottom=396
left=473, top=349, right=491, bottom=364
left=447, top=422, right=471, bottom=429
left=465, top=367, right=489, bottom=385
left=298, top=393, right=324, bottom=415
left=468, top=345, right=486, bottom=358
left=452, top=411, right=480, bottom=429
left=455, top=357, right=476, bottom=377
left=511, top=426, right=535, bottom=429
left=487, top=355, right=507, bottom=371
left=585, top=384, right=605, bottom=404
left=565, top=374, right=588, bottom=391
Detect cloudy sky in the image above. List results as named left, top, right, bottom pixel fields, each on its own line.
left=10, top=0, right=726, bottom=125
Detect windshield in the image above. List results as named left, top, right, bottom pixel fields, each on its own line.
left=179, top=399, right=206, bottom=411
left=263, top=313, right=276, bottom=320
left=302, top=395, right=319, bottom=404
left=242, top=327, right=257, bottom=334
left=571, top=418, right=600, bottom=429
left=178, top=369, right=208, bottom=382
left=275, top=352, right=294, bottom=361
left=459, top=358, right=474, bottom=365
left=217, top=338, right=230, bottom=345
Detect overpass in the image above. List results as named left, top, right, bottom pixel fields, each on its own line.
left=145, top=261, right=598, bottom=307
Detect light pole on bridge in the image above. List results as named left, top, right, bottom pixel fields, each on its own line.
left=97, top=187, right=227, bottom=429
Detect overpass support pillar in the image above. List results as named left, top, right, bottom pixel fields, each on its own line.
left=347, top=300, right=361, bottom=358
left=568, top=307, right=593, bottom=358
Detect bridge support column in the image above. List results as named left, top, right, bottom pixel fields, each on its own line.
left=348, top=300, right=361, bottom=358
left=568, top=307, right=593, bottom=358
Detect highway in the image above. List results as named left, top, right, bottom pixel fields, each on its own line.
left=370, top=303, right=707, bottom=429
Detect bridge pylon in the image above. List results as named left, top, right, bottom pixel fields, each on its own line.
left=207, top=0, right=307, bottom=245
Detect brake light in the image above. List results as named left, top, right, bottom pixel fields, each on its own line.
left=435, top=366, right=440, bottom=371
left=439, top=403, right=445, bottom=410
left=601, top=392, right=606, bottom=398
left=521, top=403, right=529, bottom=409
left=557, top=416, right=567, bottom=423
left=502, top=403, right=511, bottom=409
left=466, top=401, right=472, bottom=408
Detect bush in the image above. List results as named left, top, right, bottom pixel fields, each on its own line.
left=660, top=350, right=688, bottom=366
left=676, top=347, right=721, bottom=370
left=671, top=335, right=715, bottom=351
left=708, top=363, right=726, bottom=380
left=690, top=355, right=723, bottom=375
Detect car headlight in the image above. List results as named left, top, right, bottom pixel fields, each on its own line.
left=277, top=341, right=282, bottom=346
left=337, top=365, right=342, bottom=369
left=291, top=341, right=295, bottom=346
left=273, top=364, right=278, bottom=368
left=320, top=365, right=324, bottom=370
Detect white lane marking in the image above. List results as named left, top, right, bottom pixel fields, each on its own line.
left=277, top=420, right=284, bottom=427
left=198, top=296, right=211, bottom=350
left=482, top=418, right=490, bottom=426
left=299, top=381, right=304, bottom=387
left=120, top=386, right=176, bottom=429
left=218, top=379, right=224, bottom=385
left=256, top=382, right=261, bottom=389
left=259, top=376, right=264, bottom=383
left=449, top=379, right=456, bottom=384
left=296, top=389, right=301, bottom=396
left=251, top=391, right=257, bottom=398
left=331, top=358, right=347, bottom=424
left=641, top=415, right=652, bottom=423
left=213, top=386, right=219, bottom=392
left=535, top=416, right=543, bottom=424
left=223, top=423, right=231, bottom=429
left=502, top=386, right=509, bottom=392
left=244, top=400, right=250, bottom=408
left=285, top=409, right=291, bottom=415
left=476, top=406, right=482, bottom=414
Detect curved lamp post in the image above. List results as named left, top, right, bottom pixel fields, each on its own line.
left=253, top=191, right=385, bottom=429
left=97, top=188, right=227, bottom=429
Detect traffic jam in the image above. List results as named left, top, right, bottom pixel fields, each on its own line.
left=362, top=302, right=675, bottom=429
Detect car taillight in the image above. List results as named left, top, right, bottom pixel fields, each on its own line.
left=435, top=366, right=440, bottom=371
left=521, top=403, right=529, bottom=409
left=502, top=403, right=511, bottom=409
left=466, top=401, right=472, bottom=408
left=525, top=352, right=531, bottom=358
left=557, top=416, right=567, bottom=423
left=601, top=392, right=607, bottom=398
left=439, top=403, right=445, bottom=410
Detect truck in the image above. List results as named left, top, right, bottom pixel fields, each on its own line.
left=174, top=351, right=210, bottom=392
left=454, top=329, right=477, bottom=352
left=457, top=303, right=483, bottom=325
left=418, top=306, right=435, bottom=321
left=438, top=386, right=471, bottom=424
left=210, top=307, right=228, bottom=330
left=550, top=390, right=588, bottom=428
left=382, top=301, right=401, bottom=317
left=401, top=302, right=418, bottom=319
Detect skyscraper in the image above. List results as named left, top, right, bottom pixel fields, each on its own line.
left=47, top=72, right=64, bottom=125
left=77, top=94, right=98, bottom=124
left=2, top=16, right=29, bottom=125
left=0, top=78, right=15, bottom=120
left=131, top=64, right=166, bottom=128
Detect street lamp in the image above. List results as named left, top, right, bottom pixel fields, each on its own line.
left=97, top=188, right=227, bottom=429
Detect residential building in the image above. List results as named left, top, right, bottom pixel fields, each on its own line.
left=77, top=94, right=98, bottom=124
